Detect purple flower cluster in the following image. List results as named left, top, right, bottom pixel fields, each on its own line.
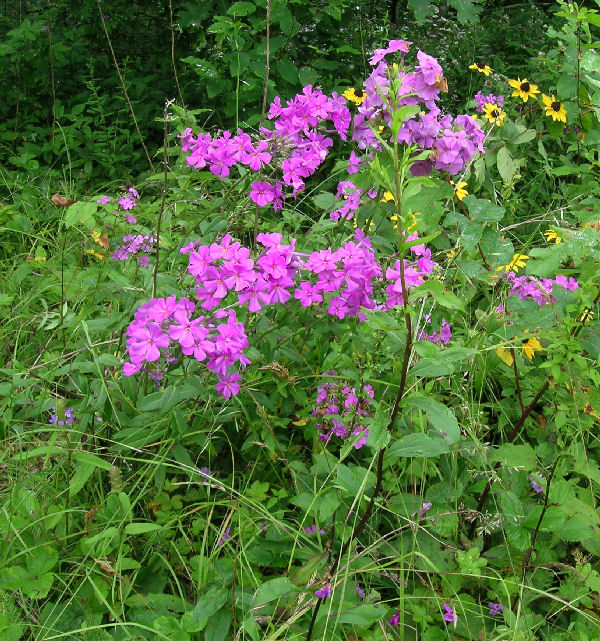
left=180, top=41, right=485, bottom=215
left=217, top=527, right=231, bottom=547
left=352, top=46, right=485, bottom=176
left=49, top=406, right=77, bottom=426
left=384, top=234, right=438, bottom=308
left=488, top=602, right=505, bottom=616
left=530, top=476, right=544, bottom=494
left=111, top=233, right=154, bottom=267
left=122, top=230, right=443, bottom=397
left=305, top=524, right=325, bottom=535
left=418, top=316, right=452, bottom=345
left=388, top=610, right=401, bottom=626
left=312, top=372, right=374, bottom=449
left=122, top=295, right=249, bottom=398
left=315, top=584, right=332, bottom=599
left=473, top=91, right=504, bottom=113
left=179, top=84, right=350, bottom=211
left=506, top=272, right=579, bottom=306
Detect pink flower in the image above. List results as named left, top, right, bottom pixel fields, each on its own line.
left=215, top=373, right=242, bottom=398
left=96, top=196, right=110, bottom=204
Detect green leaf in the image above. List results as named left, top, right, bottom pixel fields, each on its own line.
left=124, top=522, right=162, bottom=535
left=509, top=128, right=537, bottom=145
left=489, top=443, right=536, bottom=470
left=367, top=411, right=391, bottom=450
left=64, top=201, right=96, bottom=229
left=557, top=516, right=596, bottom=542
left=226, top=1, right=255, bottom=16
left=276, top=58, right=298, bottom=84
left=557, top=74, right=578, bottom=100
left=252, top=577, right=297, bottom=607
left=464, top=196, right=505, bottom=222
left=69, top=462, right=96, bottom=497
left=497, top=146, right=515, bottom=183
left=387, top=433, right=448, bottom=458
left=409, top=280, right=464, bottom=310
left=336, top=603, right=386, bottom=624
left=403, top=396, right=460, bottom=444
left=313, top=192, right=336, bottom=210
left=188, top=588, right=228, bottom=631
left=449, top=0, right=483, bottom=24
left=72, top=451, right=112, bottom=470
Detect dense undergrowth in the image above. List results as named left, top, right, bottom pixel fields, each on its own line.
left=2, top=1, right=600, bottom=640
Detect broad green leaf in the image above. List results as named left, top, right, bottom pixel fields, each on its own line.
left=124, top=522, right=162, bottom=535
left=276, top=58, right=298, bottom=84
left=557, top=516, right=596, bottom=542
left=497, top=146, right=515, bottom=183
left=367, top=411, right=391, bottom=450
left=336, top=603, right=386, bottom=624
left=387, top=433, right=448, bottom=458
left=313, top=192, right=336, bottom=210
left=489, top=443, right=536, bottom=470
left=64, top=201, right=96, bottom=229
left=449, top=0, right=483, bottom=24
left=72, top=451, right=112, bottom=470
left=403, top=396, right=460, bottom=444
left=69, top=462, right=95, bottom=497
left=408, top=280, right=464, bottom=310
left=189, top=588, right=228, bottom=630
left=464, top=196, right=505, bottom=222
left=252, top=577, right=297, bottom=607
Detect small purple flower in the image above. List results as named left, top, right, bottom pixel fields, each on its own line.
left=443, top=604, right=457, bottom=624
left=217, top=527, right=231, bottom=547
left=305, top=524, right=325, bottom=535
left=530, top=476, right=544, bottom=494
left=96, top=196, right=110, bottom=204
left=488, top=602, right=505, bottom=616
left=356, top=584, right=365, bottom=599
left=412, top=501, right=433, bottom=519
left=315, top=584, right=331, bottom=599
left=388, top=610, right=401, bottom=626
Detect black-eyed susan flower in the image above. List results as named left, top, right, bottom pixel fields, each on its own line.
left=469, top=62, right=492, bottom=76
left=543, top=229, right=562, bottom=244
left=508, top=78, right=540, bottom=102
left=343, top=87, right=366, bottom=105
left=521, top=337, right=542, bottom=359
left=542, top=94, right=567, bottom=123
left=381, top=191, right=395, bottom=203
left=454, top=181, right=468, bottom=201
left=483, top=102, right=506, bottom=126
left=497, top=254, right=529, bottom=273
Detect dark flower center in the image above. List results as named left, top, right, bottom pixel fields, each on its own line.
left=354, top=88, right=364, bottom=98
left=520, top=82, right=530, bottom=92
left=477, top=62, right=486, bottom=69
left=551, top=101, right=561, bottom=111
left=491, top=109, right=500, bottom=118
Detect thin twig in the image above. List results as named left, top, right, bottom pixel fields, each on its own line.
left=259, top=0, right=271, bottom=129
left=96, top=3, right=155, bottom=172
left=153, top=100, right=173, bottom=297
left=168, top=0, right=186, bottom=111
left=25, top=339, right=120, bottom=373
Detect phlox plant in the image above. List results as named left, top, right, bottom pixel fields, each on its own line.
left=5, top=15, right=600, bottom=641
left=104, top=35, right=600, bottom=640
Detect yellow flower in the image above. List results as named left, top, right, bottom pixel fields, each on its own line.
left=390, top=211, right=419, bottom=230
left=578, top=308, right=594, bottom=323
left=447, top=248, right=457, bottom=259
left=497, top=254, right=529, bottom=273
left=381, top=191, right=395, bottom=203
left=454, top=181, right=468, bottom=201
left=542, top=94, right=567, bottom=123
left=496, top=347, right=514, bottom=366
left=543, top=229, right=562, bottom=244
left=521, top=337, right=542, bottom=360
left=469, top=62, right=492, bottom=76
left=343, top=87, right=366, bottom=105
left=483, top=102, right=506, bottom=126
left=508, top=77, right=540, bottom=102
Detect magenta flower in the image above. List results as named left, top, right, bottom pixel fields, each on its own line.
left=388, top=609, right=401, bottom=626
left=249, top=181, right=276, bottom=207
left=217, top=527, right=231, bottom=547
left=128, top=324, right=170, bottom=362
left=315, top=585, right=331, bottom=599
left=241, top=140, right=272, bottom=171
left=294, top=281, right=323, bottom=307
left=96, top=195, right=110, bottom=204
left=488, top=602, right=505, bottom=616
left=215, top=373, right=242, bottom=399
left=442, top=604, right=457, bottom=624
left=356, top=584, right=365, bottom=599
left=119, top=195, right=136, bottom=210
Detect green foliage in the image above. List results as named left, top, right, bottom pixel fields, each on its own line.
left=2, top=2, right=600, bottom=641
